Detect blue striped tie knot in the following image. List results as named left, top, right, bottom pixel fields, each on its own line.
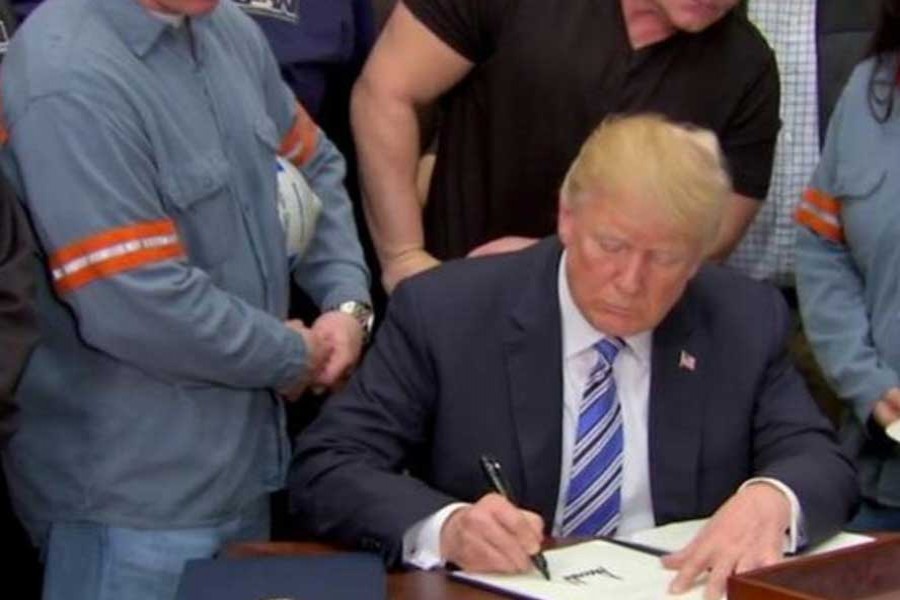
left=561, top=336, right=625, bottom=537
left=595, top=337, right=624, bottom=367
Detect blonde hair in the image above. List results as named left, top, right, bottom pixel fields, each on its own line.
left=560, top=114, right=731, bottom=251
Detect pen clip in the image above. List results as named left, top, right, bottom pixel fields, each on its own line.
left=479, top=454, right=514, bottom=501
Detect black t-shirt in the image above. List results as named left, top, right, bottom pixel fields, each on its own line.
left=405, top=0, right=780, bottom=259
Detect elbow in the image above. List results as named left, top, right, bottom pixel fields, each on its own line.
left=351, top=74, right=417, bottom=132
left=77, top=309, right=146, bottom=361
left=350, top=76, right=379, bottom=132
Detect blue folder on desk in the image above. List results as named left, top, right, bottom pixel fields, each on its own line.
left=175, top=553, right=386, bottom=600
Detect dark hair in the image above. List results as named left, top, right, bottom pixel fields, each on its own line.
left=867, top=0, right=900, bottom=121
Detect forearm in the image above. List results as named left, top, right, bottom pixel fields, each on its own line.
left=795, top=228, right=898, bottom=421
left=294, top=131, right=371, bottom=308
left=70, top=266, right=308, bottom=391
left=290, top=454, right=457, bottom=565
left=352, top=77, right=428, bottom=269
left=707, top=192, right=761, bottom=261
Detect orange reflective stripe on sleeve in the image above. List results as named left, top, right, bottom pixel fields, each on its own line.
left=278, top=101, right=318, bottom=169
left=49, top=219, right=186, bottom=294
left=795, top=188, right=844, bottom=244
left=802, top=188, right=841, bottom=217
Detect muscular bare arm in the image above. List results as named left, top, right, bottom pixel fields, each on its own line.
left=351, top=3, right=473, bottom=292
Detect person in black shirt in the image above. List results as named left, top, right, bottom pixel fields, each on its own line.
left=353, top=0, right=779, bottom=294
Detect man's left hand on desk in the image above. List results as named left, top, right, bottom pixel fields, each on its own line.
left=662, top=483, right=791, bottom=600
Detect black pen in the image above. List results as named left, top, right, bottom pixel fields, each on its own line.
left=479, top=455, right=551, bottom=581
left=596, top=535, right=668, bottom=557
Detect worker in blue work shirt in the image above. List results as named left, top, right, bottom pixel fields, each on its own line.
left=0, top=1, right=373, bottom=599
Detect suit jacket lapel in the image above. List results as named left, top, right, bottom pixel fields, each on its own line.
left=503, top=239, right=565, bottom=528
left=649, top=286, right=707, bottom=525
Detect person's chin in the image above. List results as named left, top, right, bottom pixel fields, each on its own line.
left=593, top=309, right=642, bottom=338
left=673, top=17, right=715, bottom=33
left=186, top=0, right=219, bottom=15
left=672, top=6, right=723, bottom=31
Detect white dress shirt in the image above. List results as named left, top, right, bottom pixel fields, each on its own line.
left=553, top=254, right=655, bottom=536
left=403, top=254, right=802, bottom=568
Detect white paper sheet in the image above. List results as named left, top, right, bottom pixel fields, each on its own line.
left=625, top=518, right=874, bottom=557
left=451, top=522, right=873, bottom=600
left=451, top=539, right=704, bottom=600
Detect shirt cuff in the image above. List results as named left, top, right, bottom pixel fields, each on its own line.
left=402, top=502, right=470, bottom=569
left=739, top=477, right=806, bottom=553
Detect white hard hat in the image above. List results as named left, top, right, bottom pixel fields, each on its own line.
left=276, top=156, right=322, bottom=259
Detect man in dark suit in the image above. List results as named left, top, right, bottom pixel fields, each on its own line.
left=289, top=114, right=857, bottom=599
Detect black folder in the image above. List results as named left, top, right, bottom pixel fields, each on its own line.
left=175, top=553, right=386, bottom=600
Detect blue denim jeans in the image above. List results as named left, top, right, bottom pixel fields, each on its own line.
left=40, top=497, right=270, bottom=600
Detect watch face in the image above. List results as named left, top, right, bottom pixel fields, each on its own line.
left=339, top=302, right=374, bottom=337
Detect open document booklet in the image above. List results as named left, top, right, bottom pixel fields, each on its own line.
left=450, top=519, right=873, bottom=600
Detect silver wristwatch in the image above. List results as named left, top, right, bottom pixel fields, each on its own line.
left=336, top=301, right=374, bottom=343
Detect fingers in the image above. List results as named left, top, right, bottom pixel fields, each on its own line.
left=466, top=507, right=532, bottom=572
left=466, top=236, right=538, bottom=258
left=663, top=485, right=789, bottom=599
left=308, top=312, right=364, bottom=389
left=299, top=324, right=329, bottom=375
left=682, top=542, right=780, bottom=600
left=874, top=387, right=900, bottom=428
left=280, top=309, right=365, bottom=400
left=440, top=494, right=545, bottom=574
left=664, top=543, right=710, bottom=596
left=885, top=387, right=900, bottom=410
left=492, top=504, right=543, bottom=555
left=521, top=510, right=545, bottom=546
left=277, top=321, right=321, bottom=401
left=666, top=542, right=733, bottom=600
left=667, top=545, right=781, bottom=600
left=704, top=551, right=738, bottom=600
left=314, top=347, right=354, bottom=388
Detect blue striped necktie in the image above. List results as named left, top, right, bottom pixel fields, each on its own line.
left=562, top=337, right=624, bottom=537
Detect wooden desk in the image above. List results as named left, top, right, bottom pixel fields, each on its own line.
left=229, top=536, right=900, bottom=600
left=729, top=536, right=900, bottom=600
left=226, top=541, right=503, bottom=600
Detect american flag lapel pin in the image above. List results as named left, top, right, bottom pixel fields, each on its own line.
left=678, top=350, right=697, bottom=372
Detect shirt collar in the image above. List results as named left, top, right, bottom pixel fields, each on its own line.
left=96, top=0, right=184, bottom=58
left=149, top=9, right=186, bottom=27
left=557, top=251, right=652, bottom=365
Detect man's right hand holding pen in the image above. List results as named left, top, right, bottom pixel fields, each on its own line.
left=439, top=493, right=546, bottom=575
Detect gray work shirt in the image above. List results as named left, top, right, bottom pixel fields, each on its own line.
left=0, top=0, right=369, bottom=533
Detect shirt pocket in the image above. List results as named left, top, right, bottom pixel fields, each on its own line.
left=834, top=159, right=888, bottom=255
left=161, top=152, right=237, bottom=268
left=834, top=160, right=886, bottom=204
